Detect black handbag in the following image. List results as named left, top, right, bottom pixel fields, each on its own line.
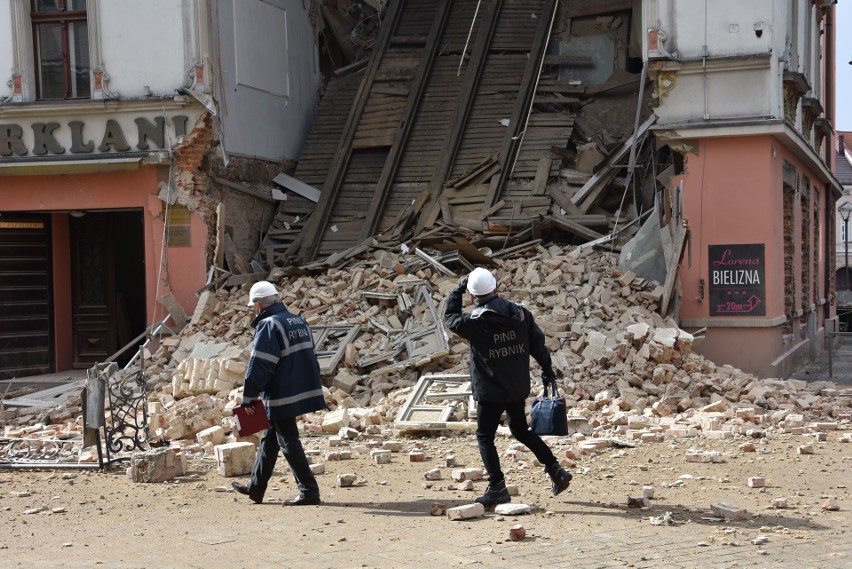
left=530, top=379, right=568, bottom=436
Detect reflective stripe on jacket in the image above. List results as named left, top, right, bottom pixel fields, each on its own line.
left=242, top=302, right=327, bottom=420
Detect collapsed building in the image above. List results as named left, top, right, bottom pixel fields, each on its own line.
left=1, top=1, right=848, bottom=467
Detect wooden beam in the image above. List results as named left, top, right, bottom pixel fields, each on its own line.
left=571, top=114, right=656, bottom=207
left=211, top=176, right=274, bottom=203
left=660, top=222, right=690, bottom=316
left=482, top=0, right=559, bottom=212
left=297, top=0, right=406, bottom=261
left=272, top=173, right=321, bottom=203
left=360, top=0, right=453, bottom=241
left=414, top=0, right=507, bottom=234
left=532, top=158, right=552, bottom=195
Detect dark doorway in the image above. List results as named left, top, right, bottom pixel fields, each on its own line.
left=70, top=210, right=145, bottom=368
left=0, top=213, right=53, bottom=380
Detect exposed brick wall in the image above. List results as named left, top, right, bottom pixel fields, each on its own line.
left=813, top=185, right=820, bottom=304
left=783, top=177, right=795, bottom=336
left=169, top=113, right=220, bottom=266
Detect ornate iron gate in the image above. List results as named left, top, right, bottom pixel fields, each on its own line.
left=0, top=362, right=149, bottom=469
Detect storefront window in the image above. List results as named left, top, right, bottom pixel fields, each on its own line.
left=32, top=0, right=90, bottom=100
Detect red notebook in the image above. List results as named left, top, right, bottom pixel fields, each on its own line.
left=233, top=400, right=270, bottom=436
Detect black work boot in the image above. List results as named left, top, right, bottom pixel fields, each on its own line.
left=475, top=478, right=511, bottom=509
left=547, top=463, right=572, bottom=496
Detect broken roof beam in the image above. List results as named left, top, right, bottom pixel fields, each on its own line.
left=297, top=0, right=406, bottom=262
left=570, top=114, right=656, bottom=212
left=359, top=0, right=453, bottom=242
left=481, top=0, right=559, bottom=212
left=535, top=215, right=605, bottom=242
left=271, top=173, right=321, bottom=203
left=414, top=0, right=507, bottom=234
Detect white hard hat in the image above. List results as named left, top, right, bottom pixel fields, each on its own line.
left=248, top=281, right=278, bottom=306
left=467, top=267, right=497, bottom=296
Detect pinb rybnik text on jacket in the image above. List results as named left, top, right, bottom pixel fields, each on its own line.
left=443, top=287, right=552, bottom=403
left=242, top=303, right=326, bottom=420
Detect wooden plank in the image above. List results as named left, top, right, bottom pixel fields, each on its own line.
left=212, top=176, right=274, bottom=203
left=414, top=0, right=508, bottom=234
left=160, top=292, right=188, bottom=331
left=359, top=0, right=454, bottom=242
left=482, top=0, right=559, bottom=211
left=298, top=0, right=407, bottom=261
left=271, top=173, right=321, bottom=203
left=660, top=222, right=690, bottom=316
left=571, top=114, right=656, bottom=207
left=532, top=158, right=552, bottom=195
left=542, top=215, right=605, bottom=241
left=478, top=199, right=505, bottom=221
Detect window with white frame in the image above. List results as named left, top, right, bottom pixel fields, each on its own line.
left=31, top=0, right=90, bottom=99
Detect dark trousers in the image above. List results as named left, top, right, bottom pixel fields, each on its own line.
left=476, top=399, right=558, bottom=482
left=248, top=416, right=319, bottom=499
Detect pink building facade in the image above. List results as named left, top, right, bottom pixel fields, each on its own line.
left=645, top=1, right=841, bottom=377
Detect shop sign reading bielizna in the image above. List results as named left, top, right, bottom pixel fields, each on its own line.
left=0, top=115, right=191, bottom=157
left=708, top=244, right=766, bottom=317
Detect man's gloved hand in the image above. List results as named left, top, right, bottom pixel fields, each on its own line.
left=541, top=369, right=557, bottom=386
left=454, top=275, right=469, bottom=293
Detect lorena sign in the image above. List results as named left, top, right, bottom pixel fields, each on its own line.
left=0, top=114, right=193, bottom=157
left=708, top=244, right=766, bottom=317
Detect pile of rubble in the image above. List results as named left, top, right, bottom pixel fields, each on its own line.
left=2, top=241, right=850, bottom=457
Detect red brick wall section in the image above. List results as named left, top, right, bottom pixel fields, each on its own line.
left=170, top=113, right=220, bottom=265
left=783, top=178, right=795, bottom=336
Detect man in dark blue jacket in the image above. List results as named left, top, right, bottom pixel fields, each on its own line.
left=232, top=281, right=327, bottom=506
left=444, top=268, right=572, bottom=508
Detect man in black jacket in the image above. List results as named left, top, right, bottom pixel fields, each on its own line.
left=443, top=268, right=572, bottom=508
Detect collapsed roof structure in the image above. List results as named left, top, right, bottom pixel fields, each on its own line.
left=257, top=0, right=663, bottom=271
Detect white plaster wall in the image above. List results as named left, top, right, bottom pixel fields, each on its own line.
left=659, top=64, right=775, bottom=123
left=0, top=6, right=14, bottom=100
left=215, top=0, right=320, bottom=161
left=98, top=0, right=191, bottom=97
left=646, top=0, right=796, bottom=124
left=668, top=0, right=775, bottom=58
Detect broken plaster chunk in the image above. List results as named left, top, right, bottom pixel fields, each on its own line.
left=771, top=497, right=788, bottom=509
left=430, top=503, right=447, bottom=516
left=336, top=473, right=358, bottom=488
left=424, top=468, right=442, bottom=481
left=747, top=477, right=766, bottom=488
left=309, top=463, right=325, bottom=475
left=451, top=468, right=483, bottom=482
left=710, top=502, right=750, bottom=521
left=685, top=450, right=723, bottom=463
left=494, top=503, right=531, bottom=516
left=627, top=496, right=651, bottom=508
left=447, top=502, right=485, bottom=520
left=821, top=498, right=840, bottom=511
left=797, top=444, right=815, bottom=455
left=371, top=450, right=392, bottom=464
left=650, top=511, right=674, bottom=525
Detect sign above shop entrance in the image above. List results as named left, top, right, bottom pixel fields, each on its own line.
left=0, top=109, right=199, bottom=158
left=708, top=244, right=766, bottom=317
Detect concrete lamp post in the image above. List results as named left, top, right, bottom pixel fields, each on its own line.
left=840, top=202, right=852, bottom=290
